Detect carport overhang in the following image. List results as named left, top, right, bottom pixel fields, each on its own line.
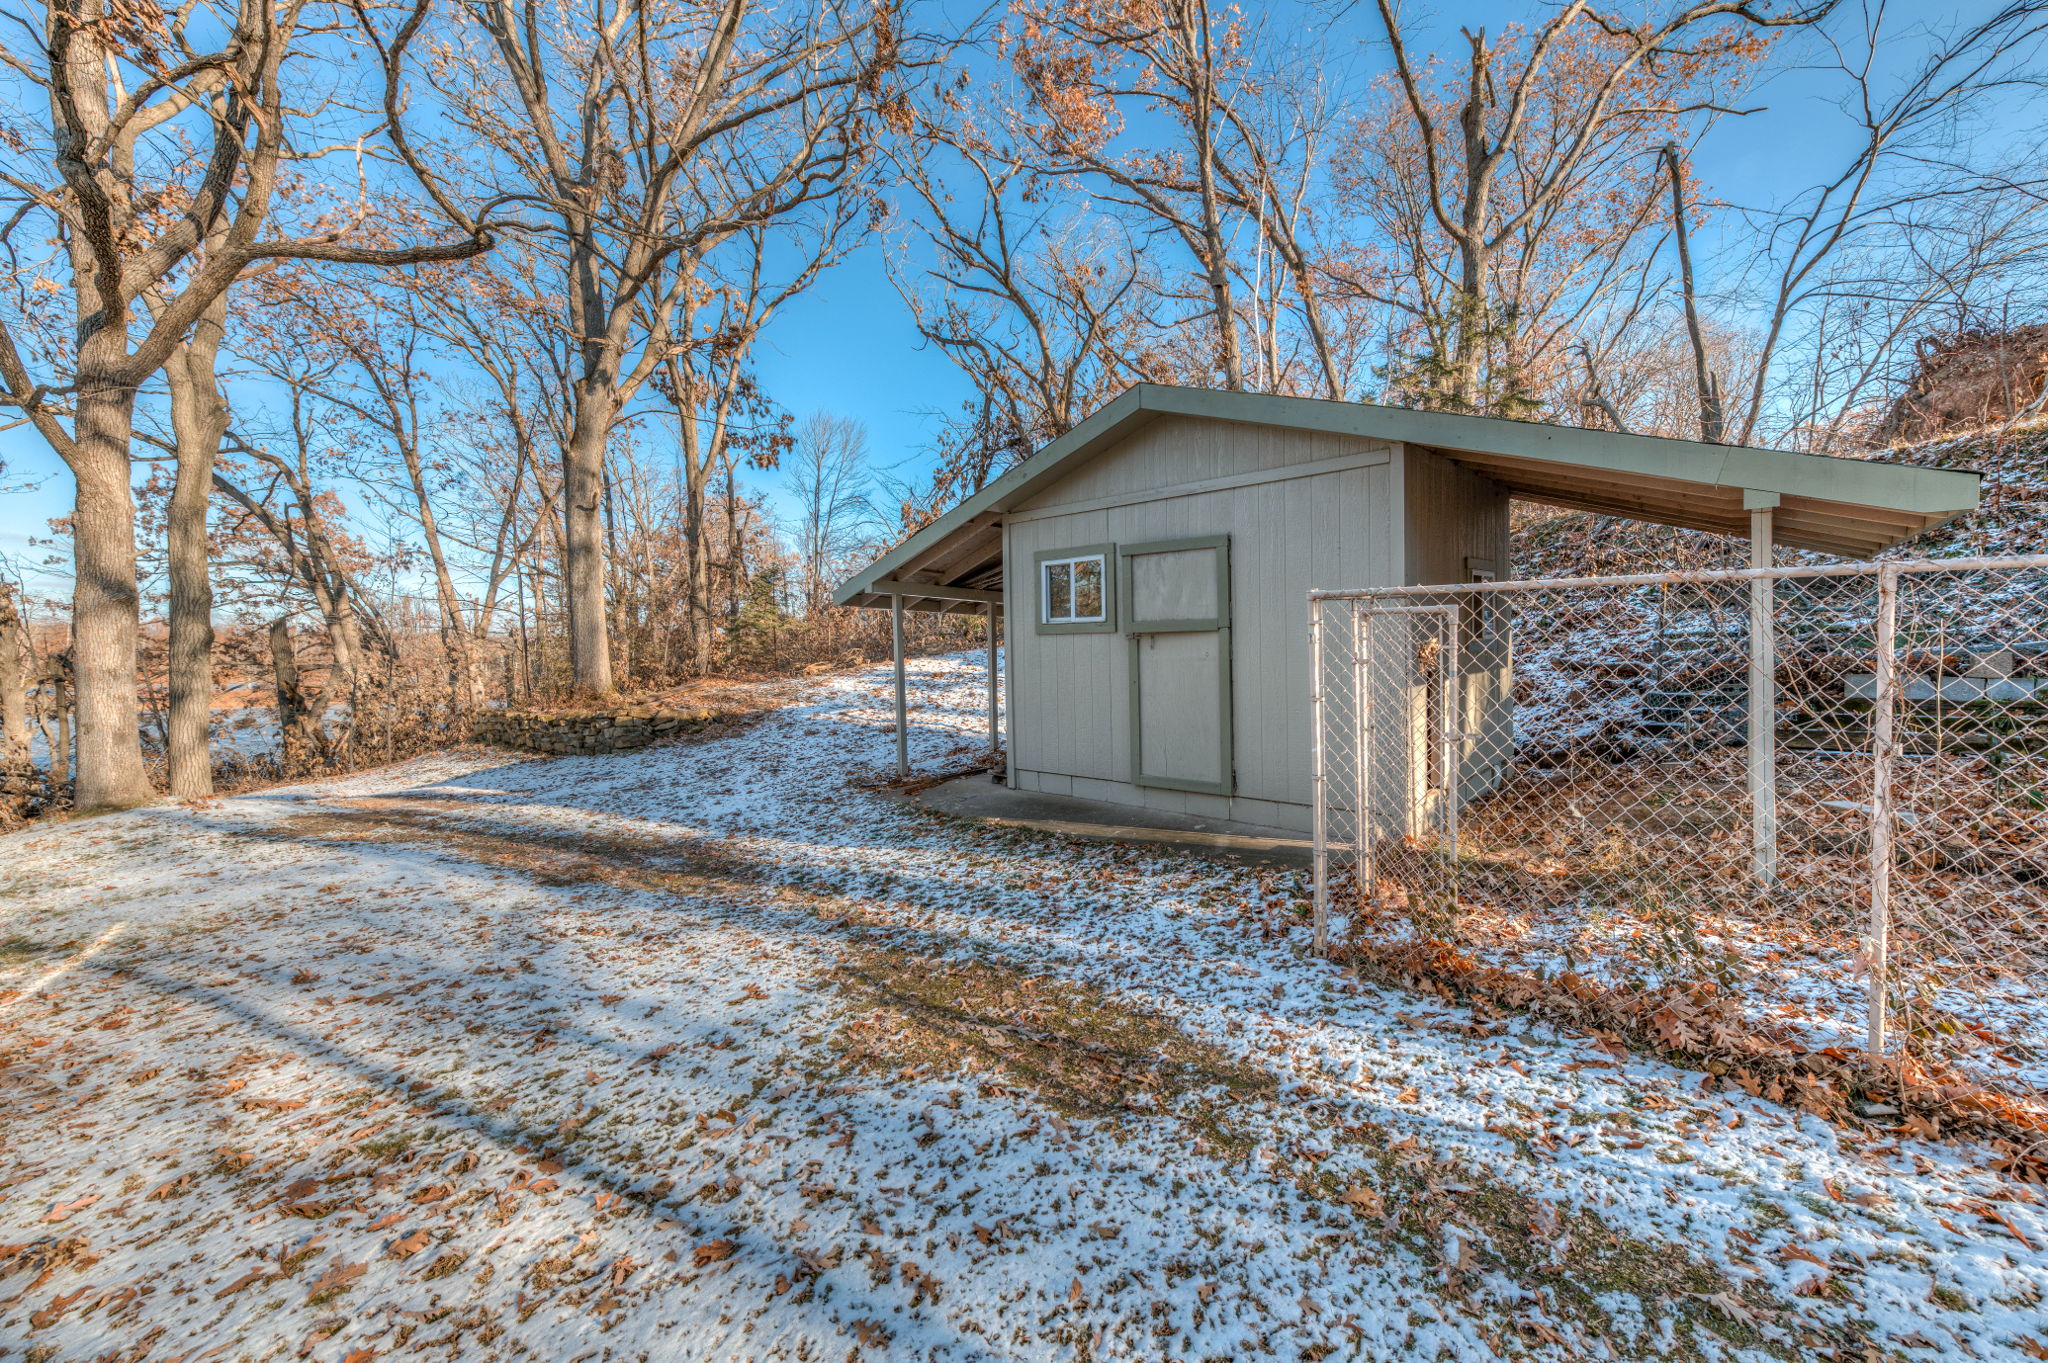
left=835, top=384, right=1983, bottom=613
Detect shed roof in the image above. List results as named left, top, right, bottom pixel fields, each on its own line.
left=835, top=384, right=1983, bottom=613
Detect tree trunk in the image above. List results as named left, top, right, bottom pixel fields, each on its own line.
left=50, top=656, right=73, bottom=792
left=395, top=432, right=483, bottom=713
left=270, top=618, right=315, bottom=768
left=0, top=584, right=29, bottom=822
left=164, top=300, right=228, bottom=797
left=0, top=583, right=26, bottom=764
left=684, top=451, right=713, bottom=674
left=66, top=381, right=154, bottom=809
left=562, top=392, right=615, bottom=696
left=723, top=459, right=745, bottom=622
left=515, top=564, right=532, bottom=698
left=1663, top=144, right=1726, bottom=444
left=1185, top=4, right=1244, bottom=391
left=601, top=459, right=629, bottom=690
left=1448, top=33, right=1497, bottom=412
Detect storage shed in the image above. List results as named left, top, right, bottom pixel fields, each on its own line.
left=835, top=385, right=1981, bottom=833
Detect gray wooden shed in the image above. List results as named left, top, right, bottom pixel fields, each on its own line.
left=835, top=385, right=1981, bottom=833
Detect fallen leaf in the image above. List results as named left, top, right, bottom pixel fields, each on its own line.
left=30, top=1287, right=95, bottom=1328
left=42, top=1194, right=99, bottom=1223
left=213, top=1267, right=277, bottom=1299
left=1340, top=1185, right=1383, bottom=1218
left=144, top=1174, right=190, bottom=1202
left=1700, top=1290, right=1768, bottom=1326
left=387, top=1230, right=431, bottom=1260
left=693, top=1239, right=736, bottom=1268
left=304, top=1260, right=366, bottom=1302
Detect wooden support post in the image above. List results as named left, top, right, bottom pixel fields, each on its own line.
left=984, top=603, right=1000, bottom=754
left=1746, top=492, right=1778, bottom=885
left=891, top=593, right=908, bottom=779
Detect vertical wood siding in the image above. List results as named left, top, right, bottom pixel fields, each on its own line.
left=1004, top=417, right=1397, bottom=827
left=1401, top=445, right=1511, bottom=585
left=1401, top=445, right=1515, bottom=804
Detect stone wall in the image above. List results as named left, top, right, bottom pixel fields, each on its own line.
left=474, top=704, right=721, bottom=756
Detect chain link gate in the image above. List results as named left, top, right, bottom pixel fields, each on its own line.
left=1311, top=555, right=2048, bottom=1099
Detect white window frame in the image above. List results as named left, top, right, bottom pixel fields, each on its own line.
left=1040, top=552, right=1109, bottom=626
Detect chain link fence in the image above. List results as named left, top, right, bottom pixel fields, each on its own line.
left=1310, top=555, right=2048, bottom=1101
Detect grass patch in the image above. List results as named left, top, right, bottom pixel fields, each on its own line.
left=261, top=801, right=799, bottom=908
left=0, top=935, right=73, bottom=967
left=359, top=1130, right=422, bottom=1162
left=1289, top=1121, right=1832, bottom=1361
left=826, top=945, right=1276, bottom=1133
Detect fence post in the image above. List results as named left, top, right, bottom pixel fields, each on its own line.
left=1438, top=605, right=1462, bottom=860
left=1747, top=494, right=1778, bottom=885
left=1867, top=562, right=1900, bottom=1063
left=1309, top=595, right=1329, bottom=956
left=1353, top=608, right=1375, bottom=907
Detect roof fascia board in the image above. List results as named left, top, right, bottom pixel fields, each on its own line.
left=832, top=388, right=1154, bottom=605
left=1150, top=386, right=1979, bottom=515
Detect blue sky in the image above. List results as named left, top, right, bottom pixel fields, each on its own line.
left=4, top=0, right=2034, bottom=600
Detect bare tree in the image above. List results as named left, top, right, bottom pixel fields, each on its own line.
left=650, top=210, right=853, bottom=672
left=432, top=0, right=900, bottom=696
left=1662, top=142, right=1727, bottom=443
left=242, top=259, right=494, bottom=710
left=153, top=277, right=230, bottom=797
left=0, top=0, right=494, bottom=807
left=885, top=119, right=1155, bottom=465
left=1365, top=0, right=1828, bottom=412
left=1729, top=0, right=2048, bottom=444
left=210, top=383, right=394, bottom=759
left=1003, top=0, right=1256, bottom=390
left=785, top=413, right=876, bottom=617
left=412, top=245, right=573, bottom=661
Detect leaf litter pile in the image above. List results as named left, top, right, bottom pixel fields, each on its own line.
left=3, top=655, right=2048, bottom=1361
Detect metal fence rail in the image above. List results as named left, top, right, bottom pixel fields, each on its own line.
left=1310, top=555, right=2048, bottom=1093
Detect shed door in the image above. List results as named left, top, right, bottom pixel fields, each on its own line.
left=1121, top=536, right=1232, bottom=794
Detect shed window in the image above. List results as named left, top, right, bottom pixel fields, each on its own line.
left=1041, top=554, right=1107, bottom=624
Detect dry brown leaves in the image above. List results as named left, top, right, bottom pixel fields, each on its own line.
left=1334, top=934, right=2048, bottom=1182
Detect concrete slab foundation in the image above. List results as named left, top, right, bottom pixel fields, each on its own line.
left=901, top=773, right=1311, bottom=869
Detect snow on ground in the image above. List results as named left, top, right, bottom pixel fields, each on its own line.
left=4, top=655, right=2047, bottom=1361
left=27, top=704, right=328, bottom=771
